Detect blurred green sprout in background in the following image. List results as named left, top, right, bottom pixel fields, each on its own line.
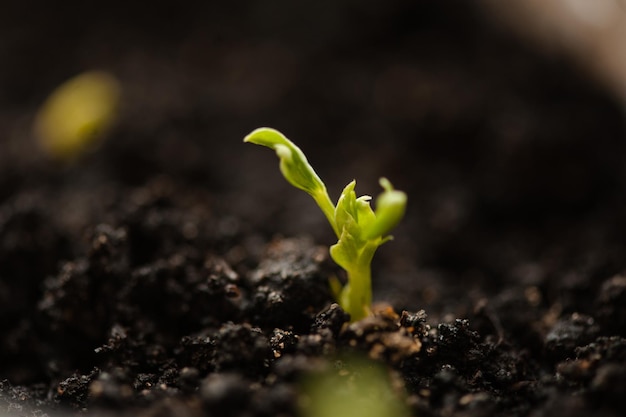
left=34, top=70, right=121, bottom=160
left=299, top=357, right=410, bottom=417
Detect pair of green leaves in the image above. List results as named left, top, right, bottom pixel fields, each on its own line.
left=331, top=177, right=406, bottom=270
left=244, top=127, right=406, bottom=321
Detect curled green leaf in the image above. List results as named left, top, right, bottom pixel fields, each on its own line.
left=244, top=127, right=338, bottom=235
left=244, top=127, right=325, bottom=195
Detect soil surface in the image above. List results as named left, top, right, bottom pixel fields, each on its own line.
left=1, top=1, right=626, bottom=416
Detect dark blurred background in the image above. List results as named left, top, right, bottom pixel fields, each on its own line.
left=1, top=0, right=625, bottom=315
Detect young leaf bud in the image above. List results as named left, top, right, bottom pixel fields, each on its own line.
left=363, top=178, right=407, bottom=239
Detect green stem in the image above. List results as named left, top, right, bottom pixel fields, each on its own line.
left=344, top=264, right=372, bottom=321
left=312, top=189, right=340, bottom=238
left=341, top=241, right=378, bottom=321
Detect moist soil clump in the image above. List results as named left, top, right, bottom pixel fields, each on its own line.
left=2, top=1, right=626, bottom=416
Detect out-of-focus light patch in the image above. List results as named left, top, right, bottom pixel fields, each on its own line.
left=562, top=0, right=617, bottom=28
left=34, top=71, right=121, bottom=160
left=479, top=0, right=626, bottom=104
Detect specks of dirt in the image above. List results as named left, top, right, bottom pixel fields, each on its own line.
left=247, top=237, right=333, bottom=330
left=595, top=275, right=626, bottom=336
left=341, top=308, right=422, bottom=364
left=545, top=313, right=600, bottom=362
left=211, top=323, right=269, bottom=376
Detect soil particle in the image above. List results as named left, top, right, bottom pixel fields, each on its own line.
left=310, top=302, right=350, bottom=340
left=247, top=237, right=334, bottom=330
left=340, top=307, right=422, bottom=364
left=556, top=336, right=626, bottom=389
left=399, top=309, right=430, bottom=338
left=210, top=323, right=269, bottom=376
left=179, top=334, right=214, bottom=374
left=544, top=313, right=600, bottom=362
left=270, top=328, right=299, bottom=359
left=0, top=379, right=48, bottom=416
left=431, top=319, right=484, bottom=372
left=56, top=368, right=99, bottom=407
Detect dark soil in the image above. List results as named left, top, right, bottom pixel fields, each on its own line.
left=1, top=1, right=625, bottom=416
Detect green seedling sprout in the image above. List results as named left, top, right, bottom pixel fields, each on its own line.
left=244, top=127, right=407, bottom=321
